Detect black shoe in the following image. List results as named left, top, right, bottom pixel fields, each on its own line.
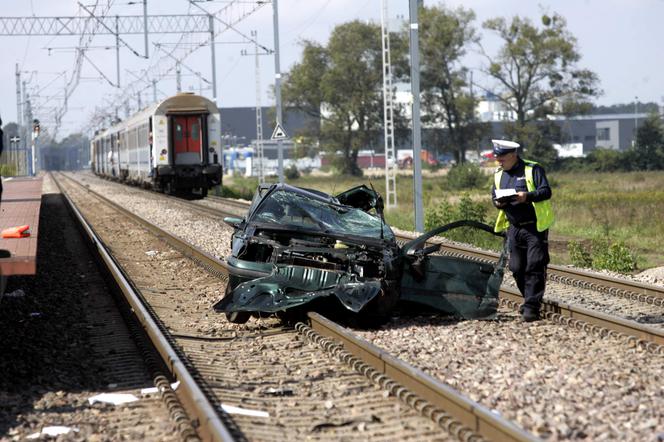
left=522, top=308, right=540, bottom=322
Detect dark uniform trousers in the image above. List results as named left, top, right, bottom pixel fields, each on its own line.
left=507, top=224, right=549, bottom=312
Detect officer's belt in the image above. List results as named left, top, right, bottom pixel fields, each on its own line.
left=513, top=220, right=535, bottom=227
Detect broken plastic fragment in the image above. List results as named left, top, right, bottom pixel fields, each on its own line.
left=220, top=403, right=269, bottom=418
left=262, top=386, right=294, bottom=396
left=88, top=393, right=139, bottom=405
left=140, top=381, right=181, bottom=395
left=4, top=289, right=25, bottom=298
left=145, top=250, right=159, bottom=257
left=27, top=426, right=77, bottom=439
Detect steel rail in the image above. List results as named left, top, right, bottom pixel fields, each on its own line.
left=500, top=286, right=664, bottom=350
left=205, top=194, right=253, bottom=210
left=54, top=173, right=235, bottom=442
left=307, top=312, right=537, bottom=442
left=60, top=174, right=231, bottom=277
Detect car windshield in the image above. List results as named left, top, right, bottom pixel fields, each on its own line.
left=251, top=189, right=393, bottom=240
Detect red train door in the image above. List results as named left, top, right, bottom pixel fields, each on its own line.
left=172, top=115, right=203, bottom=164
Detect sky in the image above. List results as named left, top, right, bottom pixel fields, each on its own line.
left=0, top=0, right=663, bottom=139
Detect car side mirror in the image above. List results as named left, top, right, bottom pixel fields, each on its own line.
left=223, top=217, right=244, bottom=228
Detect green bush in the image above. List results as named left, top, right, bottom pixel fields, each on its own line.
left=567, top=239, right=637, bottom=273
left=285, top=164, right=300, bottom=180
left=0, top=164, right=17, bottom=176
left=445, top=163, right=488, bottom=190
left=568, top=240, right=592, bottom=268
left=591, top=239, right=638, bottom=273
left=425, top=194, right=501, bottom=250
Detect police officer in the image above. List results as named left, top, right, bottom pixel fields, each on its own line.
left=491, top=140, right=554, bottom=322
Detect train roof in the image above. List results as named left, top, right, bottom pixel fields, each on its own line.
left=92, top=93, right=219, bottom=139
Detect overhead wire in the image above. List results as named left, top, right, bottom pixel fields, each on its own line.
left=88, top=0, right=268, bottom=130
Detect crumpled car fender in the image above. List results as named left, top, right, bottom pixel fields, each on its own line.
left=214, top=265, right=382, bottom=313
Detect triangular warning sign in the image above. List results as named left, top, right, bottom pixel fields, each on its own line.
left=271, top=123, right=288, bottom=140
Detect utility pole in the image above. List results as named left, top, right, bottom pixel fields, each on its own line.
left=381, top=0, right=397, bottom=208
left=115, top=15, right=121, bottom=87
left=209, top=14, right=218, bottom=104
left=22, top=80, right=30, bottom=175
left=176, top=62, right=182, bottom=93
left=272, top=0, right=284, bottom=183
left=25, top=95, right=34, bottom=176
left=15, top=64, right=22, bottom=127
left=241, top=32, right=271, bottom=183
left=409, top=0, right=424, bottom=232
left=143, top=0, right=149, bottom=58
left=252, top=31, right=265, bottom=184
left=152, top=79, right=157, bottom=103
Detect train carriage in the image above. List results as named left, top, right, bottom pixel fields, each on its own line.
left=91, top=92, right=222, bottom=196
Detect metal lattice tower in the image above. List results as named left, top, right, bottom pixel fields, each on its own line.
left=381, top=0, right=397, bottom=208
left=253, top=32, right=265, bottom=184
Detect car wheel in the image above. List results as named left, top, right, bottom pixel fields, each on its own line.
left=225, top=311, right=250, bottom=324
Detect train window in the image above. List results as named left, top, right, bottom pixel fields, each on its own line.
left=139, top=125, right=148, bottom=148
left=191, top=123, right=199, bottom=140
left=175, top=123, right=184, bottom=141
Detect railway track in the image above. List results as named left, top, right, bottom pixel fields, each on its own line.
left=56, top=172, right=535, bottom=441
left=58, top=172, right=664, bottom=439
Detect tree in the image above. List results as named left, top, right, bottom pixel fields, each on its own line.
left=503, top=120, right=560, bottom=167
left=481, top=13, right=601, bottom=160
left=419, top=5, right=488, bottom=163
left=633, top=113, right=664, bottom=170
left=282, top=21, right=404, bottom=176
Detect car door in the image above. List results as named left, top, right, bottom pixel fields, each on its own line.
left=399, top=220, right=507, bottom=319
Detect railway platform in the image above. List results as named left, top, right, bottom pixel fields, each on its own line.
left=0, top=176, right=43, bottom=294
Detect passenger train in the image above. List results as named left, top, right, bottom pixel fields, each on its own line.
left=90, top=93, right=222, bottom=197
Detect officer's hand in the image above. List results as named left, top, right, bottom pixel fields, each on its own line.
left=515, top=192, right=528, bottom=203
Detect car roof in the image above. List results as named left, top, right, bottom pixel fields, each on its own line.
left=258, top=183, right=338, bottom=204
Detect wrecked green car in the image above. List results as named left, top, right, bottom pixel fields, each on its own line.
left=215, top=183, right=506, bottom=325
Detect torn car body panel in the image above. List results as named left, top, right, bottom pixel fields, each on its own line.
left=400, top=255, right=503, bottom=319
left=214, top=265, right=383, bottom=313
left=400, top=220, right=507, bottom=319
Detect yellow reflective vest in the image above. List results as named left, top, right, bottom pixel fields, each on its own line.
left=494, top=160, right=554, bottom=233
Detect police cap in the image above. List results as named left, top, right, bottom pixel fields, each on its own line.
left=492, top=139, right=520, bottom=156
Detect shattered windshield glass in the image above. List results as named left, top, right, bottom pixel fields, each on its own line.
left=251, top=189, right=393, bottom=240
